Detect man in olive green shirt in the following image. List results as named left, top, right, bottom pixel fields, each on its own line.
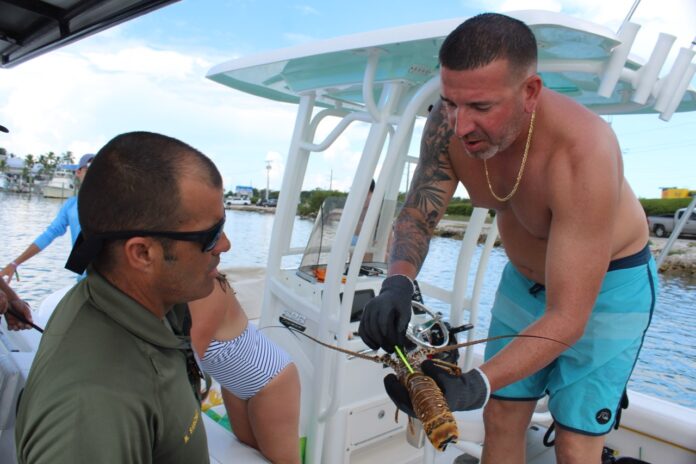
left=16, top=132, right=231, bottom=463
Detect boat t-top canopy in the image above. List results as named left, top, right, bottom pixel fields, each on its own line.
left=208, top=10, right=696, bottom=121
left=206, top=11, right=696, bottom=463
left=0, top=0, right=179, bottom=68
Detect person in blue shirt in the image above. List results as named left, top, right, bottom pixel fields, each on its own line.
left=1, top=153, right=94, bottom=282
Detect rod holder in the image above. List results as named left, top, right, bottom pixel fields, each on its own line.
left=632, top=33, right=676, bottom=104
left=654, top=46, right=696, bottom=113
left=660, top=62, right=696, bottom=121
left=598, top=22, right=640, bottom=98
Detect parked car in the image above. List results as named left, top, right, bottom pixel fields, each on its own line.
left=647, top=208, right=696, bottom=238
left=257, top=198, right=278, bottom=207
left=225, top=196, right=251, bottom=207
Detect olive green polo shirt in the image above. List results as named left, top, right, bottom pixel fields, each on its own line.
left=15, top=269, right=208, bottom=464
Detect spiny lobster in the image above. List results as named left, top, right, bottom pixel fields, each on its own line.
left=286, top=325, right=567, bottom=451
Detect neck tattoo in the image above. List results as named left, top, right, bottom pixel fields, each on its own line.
left=484, top=109, right=536, bottom=202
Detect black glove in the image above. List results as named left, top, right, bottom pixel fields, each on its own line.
left=421, top=360, right=490, bottom=411
left=383, top=373, right=416, bottom=417
left=358, top=275, right=414, bottom=353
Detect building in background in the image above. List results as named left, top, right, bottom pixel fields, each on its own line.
left=661, top=187, right=696, bottom=199
left=235, top=185, right=254, bottom=197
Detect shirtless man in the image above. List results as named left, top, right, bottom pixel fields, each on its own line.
left=358, top=13, right=656, bottom=463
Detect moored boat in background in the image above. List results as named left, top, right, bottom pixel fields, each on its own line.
left=41, top=167, right=75, bottom=199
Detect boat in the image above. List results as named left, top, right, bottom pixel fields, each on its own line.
left=2, top=8, right=696, bottom=464
left=41, top=167, right=76, bottom=199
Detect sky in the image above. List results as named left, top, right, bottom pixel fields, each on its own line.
left=1, top=0, right=695, bottom=198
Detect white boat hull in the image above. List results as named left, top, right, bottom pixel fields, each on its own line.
left=41, top=185, right=74, bottom=199
left=2, top=269, right=695, bottom=463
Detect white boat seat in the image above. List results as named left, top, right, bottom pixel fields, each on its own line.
left=203, top=413, right=270, bottom=463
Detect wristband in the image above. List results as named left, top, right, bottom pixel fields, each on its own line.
left=389, top=274, right=415, bottom=293
left=473, top=367, right=491, bottom=408
left=9, top=261, right=18, bottom=268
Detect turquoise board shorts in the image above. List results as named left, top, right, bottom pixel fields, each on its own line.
left=484, top=244, right=657, bottom=435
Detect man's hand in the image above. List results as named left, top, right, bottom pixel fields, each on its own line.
left=0, top=291, right=8, bottom=314
left=1, top=264, right=15, bottom=283
left=421, top=360, right=490, bottom=411
left=384, top=373, right=417, bottom=417
left=4, top=298, right=33, bottom=331
left=382, top=361, right=490, bottom=417
left=358, top=275, right=414, bottom=353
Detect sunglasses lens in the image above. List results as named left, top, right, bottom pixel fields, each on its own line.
left=203, top=220, right=225, bottom=251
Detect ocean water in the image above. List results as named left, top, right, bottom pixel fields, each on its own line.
left=1, top=192, right=694, bottom=409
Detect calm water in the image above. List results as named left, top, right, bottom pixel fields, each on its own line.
left=1, top=192, right=695, bottom=408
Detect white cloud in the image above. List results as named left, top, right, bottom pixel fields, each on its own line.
left=498, top=0, right=562, bottom=13
left=0, top=38, right=298, bottom=191
left=1, top=0, right=694, bottom=199
left=265, top=150, right=285, bottom=181
left=83, top=46, right=208, bottom=79
left=294, top=5, right=320, bottom=16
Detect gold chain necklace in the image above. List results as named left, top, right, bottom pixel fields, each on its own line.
left=484, top=109, right=536, bottom=202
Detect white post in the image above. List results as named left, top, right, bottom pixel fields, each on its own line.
left=656, top=195, right=696, bottom=268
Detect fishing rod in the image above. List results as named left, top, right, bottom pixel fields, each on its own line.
left=5, top=307, right=44, bottom=333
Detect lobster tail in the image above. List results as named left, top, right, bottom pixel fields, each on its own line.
left=405, top=372, right=458, bottom=451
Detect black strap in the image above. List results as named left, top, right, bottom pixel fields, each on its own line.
left=15, top=388, right=24, bottom=418
left=167, top=305, right=210, bottom=404
left=542, top=421, right=556, bottom=447
left=543, top=390, right=629, bottom=452
left=614, top=389, right=629, bottom=430
left=412, top=280, right=424, bottom=305
left=529, top=283, right=545, bottom=296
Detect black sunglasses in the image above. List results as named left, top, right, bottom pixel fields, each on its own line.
left=65, top=217, right=226, bottom=275
left=98, top=217, right=226, bottom=252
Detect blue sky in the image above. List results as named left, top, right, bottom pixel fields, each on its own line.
left=1, top=0, right=695, bottom=198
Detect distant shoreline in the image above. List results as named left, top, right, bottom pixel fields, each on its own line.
left=225, top=204, right=275, bottom=213
left=224, top=207, right=696, bottom=275
left=435, top=218, right=696, bottom=275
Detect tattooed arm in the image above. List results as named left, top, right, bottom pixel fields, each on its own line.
left=389, top=100, right=459, bottom=278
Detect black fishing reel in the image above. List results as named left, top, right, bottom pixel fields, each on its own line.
left=405, top=301, right=474, bottom=365
left=406, top=301, right=451, bottom=349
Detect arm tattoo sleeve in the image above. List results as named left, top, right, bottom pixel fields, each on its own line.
left=390, top=102, right=455, bottom=271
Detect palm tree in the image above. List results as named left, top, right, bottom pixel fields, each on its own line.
left=22, top=154, right=36, bottom=188
left=37, top=151, right=57, bottom=177
left=60, top=151, right=74, bottom=165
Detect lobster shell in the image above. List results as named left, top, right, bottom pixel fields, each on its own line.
left=405, top=372, right=458, bottom=451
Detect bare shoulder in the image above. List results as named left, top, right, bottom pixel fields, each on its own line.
left=189, top=279, right=229, bottom=313
left=189, top=279, right=248, bottom=355
left=543, top=91, right=620, bottom=167
left=540, top=91, right=623, bottom=215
